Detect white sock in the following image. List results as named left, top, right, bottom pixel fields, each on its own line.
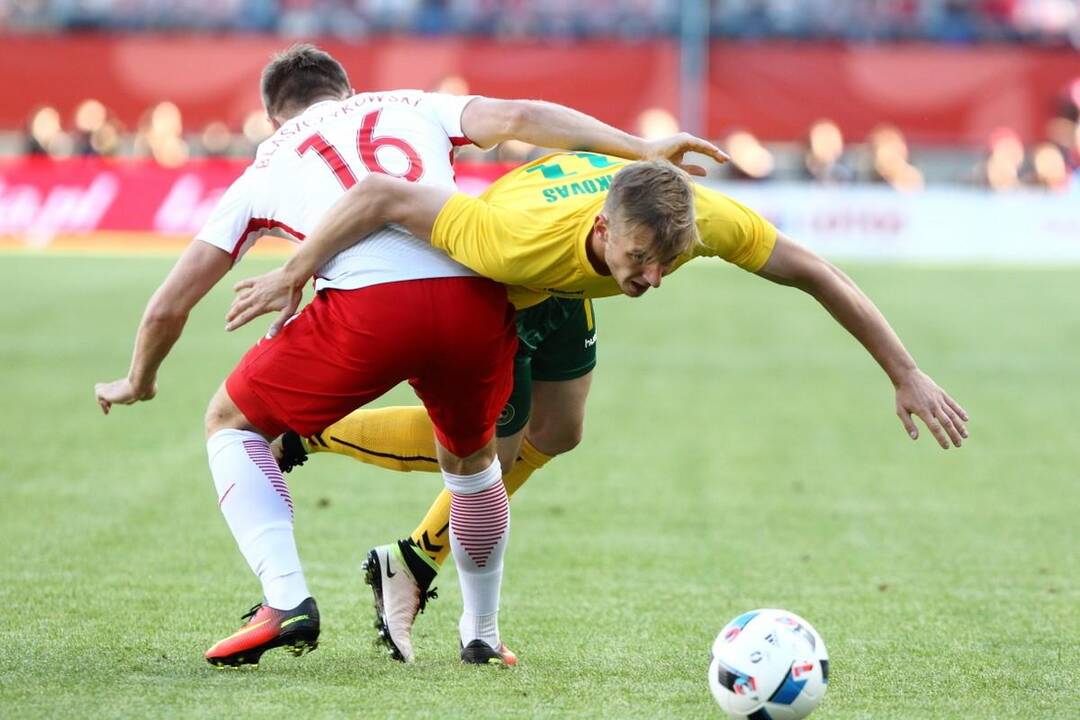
left=443, top=457, right=509, bottom=648
left=207, top=429, right=310, bottom=610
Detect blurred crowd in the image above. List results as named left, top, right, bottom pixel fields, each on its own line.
left=14, top=80, right=1080, bottom=192
left=22, top=100, right=275, bottom=167
left=0, top=0, right=1078, bottom=45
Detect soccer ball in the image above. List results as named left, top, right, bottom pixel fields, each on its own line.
left=708, top=609, right=828, bottom=720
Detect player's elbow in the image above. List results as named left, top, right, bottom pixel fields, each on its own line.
left=142, top=290, right=191, bottom=326
left=353, top=173, right=408, bottom=225
left=485, top=100, right=535, bottom=145
left=795, top=259, right=854, bottom=301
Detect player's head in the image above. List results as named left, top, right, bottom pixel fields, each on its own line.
left=595, top=160, right=697, bottom=297
left=261, top=44, right=352, bottom=127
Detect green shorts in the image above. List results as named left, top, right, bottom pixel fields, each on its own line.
left=496, top=297, right=597, bottom=437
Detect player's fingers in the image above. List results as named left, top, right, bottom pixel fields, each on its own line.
left=896, top=407, right=918, bottom=440
left=681, top=163, right=707, bottom=177
left=945, top=395, right=970, bottom=422
left=225, top=293, right=253, bottom=326
left=709, top=147, right=731, bottom=164
left=943, top=403, right=968, bottom=439
left=232, top=277, right=255, bottom=293
left=935, top=406, right=963, bottom=447
left=691, top=142, right=731, bottom=165
left=225, top=303, right=258, bottom=332
left=226, top=310, right=250, bottom=332
left=916, top=409, right=950, bottom=449
left=98, top=397, right=110, bottom=415
left=268, top=308, right=291, bottom=338
left=683, top=136, right=725, bottom=157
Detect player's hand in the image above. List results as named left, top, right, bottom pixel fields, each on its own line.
left=226, top=268, right=304, bottom=337
left=894, top=369, right=969, bottom=449
left=94, top=377, right=157, bottom=415
left=642, top=133, right=730, bottom=176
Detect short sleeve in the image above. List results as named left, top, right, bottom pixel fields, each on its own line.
left=194, top=169, right=256, bottom=262
left=431, top=192, right=532, bottom=285
left=693, top=184, right=777, bottom=272
left=423, top=93, right=480, bottom=147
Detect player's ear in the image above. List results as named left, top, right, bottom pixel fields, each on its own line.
left=594, top=213, right=608, bottom=238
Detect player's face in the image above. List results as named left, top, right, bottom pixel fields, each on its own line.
left=601, top=216, right=674, bottom=298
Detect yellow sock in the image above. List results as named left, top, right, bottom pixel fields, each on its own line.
left=305, top=406, right=440, bottom=473
left=409, top=437, right=553, bottom=570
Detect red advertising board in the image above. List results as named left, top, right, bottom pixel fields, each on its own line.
left=0, top=157, right=512, bottom=248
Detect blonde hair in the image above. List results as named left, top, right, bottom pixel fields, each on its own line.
left=603, top=160, right=698, bottom=261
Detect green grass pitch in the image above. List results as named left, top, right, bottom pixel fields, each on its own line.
left=1, top=253, right=1076, bottom=718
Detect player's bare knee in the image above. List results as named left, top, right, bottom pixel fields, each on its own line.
left=204, top=384, right=245, bottom=437
left=528, top=420, right=584, bottom=457
left=437, top=438, right=498, bottom=476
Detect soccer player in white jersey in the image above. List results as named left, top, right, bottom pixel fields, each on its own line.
left=94, top=44, right=727, bottom=667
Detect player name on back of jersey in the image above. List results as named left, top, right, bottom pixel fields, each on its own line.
left=541, top=173, right=616, bottom=203
left=196, top=90, right=477, bottom=293
left=255, top=92, right=431, bottom=169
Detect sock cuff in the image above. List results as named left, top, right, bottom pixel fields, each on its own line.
left=441, top=456, right=501, bottom=495
left=206, top=428, right=265, bottom=463
left=519, top=437, right=553, bottom=469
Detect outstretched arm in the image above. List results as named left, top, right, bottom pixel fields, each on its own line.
left=95, top=240, right=233, bottom=414
left=460, top=98, right=728, bottom=175
left=225, top=175, right=452, bottom=333
left=756, top=232, right=969, bottom=448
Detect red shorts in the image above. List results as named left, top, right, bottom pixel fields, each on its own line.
left=225, top=277, right=517, bottom=457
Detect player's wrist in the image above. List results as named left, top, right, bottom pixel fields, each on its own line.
left=127, top=373, right=154, bottom=395
left=636, top=137, right=656, bottom=160
left=888, top=363, right=921, bottom=389
left=281, top=262, right=312, bottom=290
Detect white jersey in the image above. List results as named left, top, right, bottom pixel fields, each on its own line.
left=195, top=91, right=478, bottom=291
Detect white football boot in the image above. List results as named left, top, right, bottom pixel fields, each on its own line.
left=362, top=544, right=425, bottom=663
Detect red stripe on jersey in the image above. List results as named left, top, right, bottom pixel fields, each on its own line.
left=231, top=218, right=306, bottom=260
left=450, top=136, right=472, bottom=147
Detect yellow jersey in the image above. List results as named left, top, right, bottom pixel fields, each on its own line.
left=431, top=152, right=777, bottom=309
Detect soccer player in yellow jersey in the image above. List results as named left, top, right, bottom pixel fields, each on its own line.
left=227, top=152, right=969, bottom=662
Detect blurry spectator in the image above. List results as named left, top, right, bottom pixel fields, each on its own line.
left=241, top=110, right=274, bottom=146
left=636, top=107, right=679, bottom=140
left=802, top=118, right=855, bottom=184
left=865, top=124, right=924, bottom=191
left=199, top=121, right=236, bottom=158
left=25, top=106, right=60, bottom=156
left=134, top=101, right=189, bottom=167
left=1029, top=141, right=1071, bottom=190
left=71, top=99, right=122, bottom=157
left=975, top=127, right=1025, bottom=191
left=432, top=74, right=470, bottom=95
left=722, top=129, right=774, bottom=181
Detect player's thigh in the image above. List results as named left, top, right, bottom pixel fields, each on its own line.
left=525, top=297, right=597, bottom=456
left=225, top=289, right=413, bottom=438
left=410, top=278, right=517, bottom=459
left=527, top=372, right=593, bottom=456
